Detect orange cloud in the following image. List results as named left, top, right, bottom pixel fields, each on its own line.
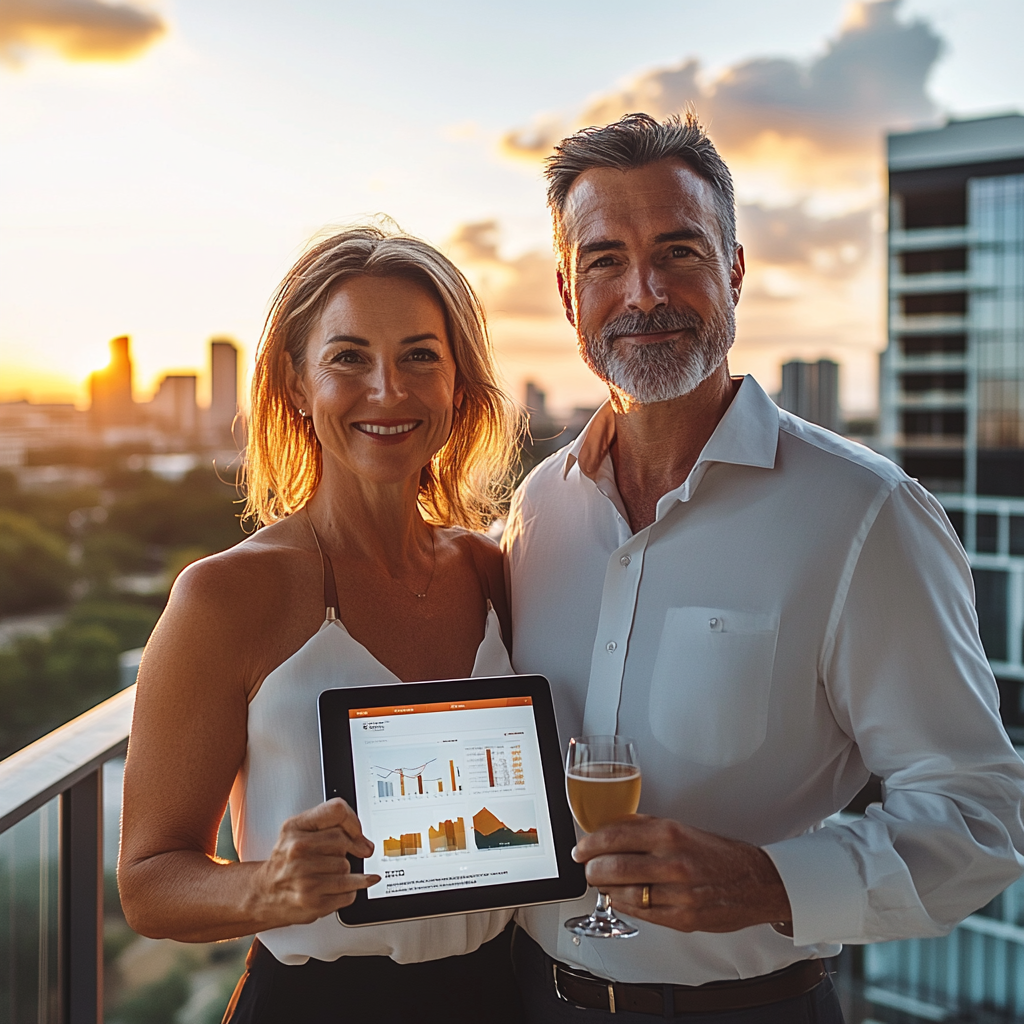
left=448, top=221, right=563, bottom=319
left=502, top=0, right=941, bottom=170
left=0, top=0, right=165, bottom=65
left=492, top=1, right=945, bottom=411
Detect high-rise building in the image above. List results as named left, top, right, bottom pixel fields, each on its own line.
left=208, top=338, right=239, bottom=445
left=149, top=374, right=198, bottom=437
left=524, top=381, right=547, bottom=415
left=778, top=359, right=840, bottom=432
left=881, top=114, right=1024, bottom=496
left=89, top=335, right=135, bottom=431
left=880, top=114, right=1024, bottom=706
left=863, top=113, right=1024, bottom=1024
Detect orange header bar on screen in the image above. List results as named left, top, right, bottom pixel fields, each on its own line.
left=349, top=696, right=533, bottom=719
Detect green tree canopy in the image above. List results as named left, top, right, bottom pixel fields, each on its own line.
left=0, top=509, right=71, bottom=616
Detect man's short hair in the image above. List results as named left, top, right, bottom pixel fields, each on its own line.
left=545, top=111, right=736, bottom=269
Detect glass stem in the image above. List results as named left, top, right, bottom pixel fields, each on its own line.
left=594, top=891, right=614, bottom=919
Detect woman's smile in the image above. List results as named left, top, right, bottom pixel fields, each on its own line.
left=352, top=418, right=422, bottom=442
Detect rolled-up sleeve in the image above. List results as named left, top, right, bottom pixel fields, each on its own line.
left=765, top=479, right=1024, bottom=946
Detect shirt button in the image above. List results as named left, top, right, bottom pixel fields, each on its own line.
left=606, top=641, right=617, bottom=653
left=709, top=618, right=719, bottom=628
left=619, top=554, right=631, bottom=567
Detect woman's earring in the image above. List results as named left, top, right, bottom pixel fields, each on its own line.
left=298, top=409, right=306, bottom=418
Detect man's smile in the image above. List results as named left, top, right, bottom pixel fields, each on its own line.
left=614, top=329, right=688, bottom=346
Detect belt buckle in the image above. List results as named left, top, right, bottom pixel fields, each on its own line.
left=553, top=963, right=618, bottom=1013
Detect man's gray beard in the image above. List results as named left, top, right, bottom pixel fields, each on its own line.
left=581, top=304, right=735, bottom=405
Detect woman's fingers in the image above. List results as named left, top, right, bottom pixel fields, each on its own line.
left=286, top=799, right=373, bottom=856
left=323, top=872, right=381, bottom=897
left=279, top=826, right=368, bottom=864
left=258, top=801, right=382, bottom=923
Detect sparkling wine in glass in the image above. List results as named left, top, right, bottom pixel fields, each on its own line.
left=564, top=735, right=641, bottom=939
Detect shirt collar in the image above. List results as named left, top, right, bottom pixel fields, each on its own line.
left=562, top=375, right=779, bottom=502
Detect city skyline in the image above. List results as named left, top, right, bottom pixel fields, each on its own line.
left=2, top=0, right=1024, bottom=417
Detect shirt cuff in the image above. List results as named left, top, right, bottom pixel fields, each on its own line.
left=762, top=829, right=865, bottom=946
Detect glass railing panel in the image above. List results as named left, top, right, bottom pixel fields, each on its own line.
left=102, top=759, right=251, bottom=1024
left=0, top=798, right=60, bottom=1024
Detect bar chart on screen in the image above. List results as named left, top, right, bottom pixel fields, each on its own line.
left=463, top=741, right=526, bottom=792
left=380, top=815, right=468, bottom=858
left=367, top=745, right=463, bottom=803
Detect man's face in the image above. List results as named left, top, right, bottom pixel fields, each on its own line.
left=559, top=159, right=745, bottom=405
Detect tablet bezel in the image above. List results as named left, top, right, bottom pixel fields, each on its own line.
left=319, top=674, right=587, bottom=927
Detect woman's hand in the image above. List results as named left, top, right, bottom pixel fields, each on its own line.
left=253, top=799, right=381, bottom=926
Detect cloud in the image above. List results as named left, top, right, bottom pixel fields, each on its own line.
left=486, top=2, right=946, bottom=412
left=737, top=202, right=873, bottom=277
left=0, top=0, right=166, bottom=65
left=448, top=221, right=563, bottom=318
left=502, top=0, right=941, bottom=162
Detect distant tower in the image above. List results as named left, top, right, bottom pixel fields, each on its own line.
left=778, top=359, right=840, bottom=433
left=208, top=338, right=239, bottom=445
left=150, top=374, right=198, bottom=437
left=89, top=335, right=135, bottom=430
left=524, top=381, right=547, bottom=416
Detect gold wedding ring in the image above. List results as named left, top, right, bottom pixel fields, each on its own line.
left=641, top=884, right=651, bottom=909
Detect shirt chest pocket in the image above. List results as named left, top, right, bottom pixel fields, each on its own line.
left=648, top=607, right=779, bottom=767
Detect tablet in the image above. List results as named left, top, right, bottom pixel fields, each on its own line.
left=319, top=674, right=587, bottom=926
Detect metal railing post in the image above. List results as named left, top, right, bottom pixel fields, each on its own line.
left=59, top=768, right=103, bottom=1024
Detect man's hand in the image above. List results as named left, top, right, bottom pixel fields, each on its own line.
left=573, top=815, right=792, bottom=934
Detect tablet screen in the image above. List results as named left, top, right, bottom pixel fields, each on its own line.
left=349, top=695, right=560, bottom=900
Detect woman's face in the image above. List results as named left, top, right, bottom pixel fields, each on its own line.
left=288, top=275, right=460, bottom=487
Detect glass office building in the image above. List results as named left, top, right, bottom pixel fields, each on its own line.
left=874, top=113, right=1024, bottom=1022
left=881, top=113, right=1024, bottom=726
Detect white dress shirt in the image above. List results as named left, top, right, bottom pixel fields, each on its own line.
left=504, top=374, right=1024, bottom=986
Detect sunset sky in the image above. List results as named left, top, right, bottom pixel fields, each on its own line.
left=2, top=0, right=1022, bottom=415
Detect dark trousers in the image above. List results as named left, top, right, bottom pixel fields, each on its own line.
left=510, top=927, right=845, bottom=1024
left=225, top=922, right=524, bottom=1023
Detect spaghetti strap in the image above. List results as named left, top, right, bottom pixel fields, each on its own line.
left=465, top=533, right=512, bottom=652
left=305, top=510, right=339, bottom=621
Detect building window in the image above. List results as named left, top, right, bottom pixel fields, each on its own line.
left=900, top=186, right=967, bottom=229
left=901, top=453, right=964, bottom=492
left=900, top=248, right=968, bottom=274
left=977, top=452, right=1024, bottom=498
left=900, top=373, right=966, bottom=393
left=901, top=411, right=965, bottom=437
left=1010, top=516, right=1024, bottom=556
left=972, top=569, right=1008, bottom=661
left=900, top=334, right=967, bottom=356
left=900, top=292, right=968, bottom=316
left=976, top=514, right=999, bottom=553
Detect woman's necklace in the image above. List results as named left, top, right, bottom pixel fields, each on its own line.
left=386, top=528, right=436, bottom=599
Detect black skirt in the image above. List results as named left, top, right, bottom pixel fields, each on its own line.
left=224, top=921, right=524, bottom=1024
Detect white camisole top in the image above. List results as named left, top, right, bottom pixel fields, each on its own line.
left=228, top=539, right=515, bottom=966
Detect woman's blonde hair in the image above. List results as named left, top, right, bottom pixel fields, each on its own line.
left=243, top=225, right=524, bottom=529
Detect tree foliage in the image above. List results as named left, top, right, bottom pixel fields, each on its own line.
left=0, top=460, right=245, bottom=757
left=0, top=508, right=70, bottom=615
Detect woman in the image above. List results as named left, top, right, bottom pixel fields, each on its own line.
left=118, top=226, right=525, bottom=1022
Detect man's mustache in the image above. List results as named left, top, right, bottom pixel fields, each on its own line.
left=600, top=307, right=705, bottom=345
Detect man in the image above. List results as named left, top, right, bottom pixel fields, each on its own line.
left=503, top=112, right=1024, bottom=1023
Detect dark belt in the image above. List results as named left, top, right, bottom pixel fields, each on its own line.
left=552, top=957, right=828, bottom=1015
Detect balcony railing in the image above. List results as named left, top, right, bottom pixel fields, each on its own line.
left=4, top=684, right=1024, bottom=1021
left=0, top=686, right=134, bottom=1024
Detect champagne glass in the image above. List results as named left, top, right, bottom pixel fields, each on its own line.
left=564, top=735, right=641, bottom=939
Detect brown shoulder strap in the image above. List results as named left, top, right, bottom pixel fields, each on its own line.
left=305, top=510, right=339, bottom=621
